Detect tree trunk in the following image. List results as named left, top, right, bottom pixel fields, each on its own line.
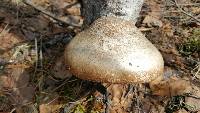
left=81, top=0, right=144, bottom=26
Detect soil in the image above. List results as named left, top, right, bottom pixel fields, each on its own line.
left=0, top=0, right=199, bottom=113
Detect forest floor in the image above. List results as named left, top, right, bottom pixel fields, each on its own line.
left=0, top=0, right=199, bottom=113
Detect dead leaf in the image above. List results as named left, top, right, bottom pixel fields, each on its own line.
left=161, top=23, right=174, bottom=37
left=0, top=75, right=15, bottom=89
left=10, top=86, right=35, bottom=105
left=0, top=67, right=35, bottom=105
left=0, top=27, right=24, bottom=51
left=185, top=97, right=200, bottom=112
left=64, top=4, right=81, bottom=15
left=11, top=67, right=29, bottom=88
left=106, top=84, right=133, bottom=113
left=145, top=0, right=163, bottom=17
left=150, top=76, right=192, bottom=96
left=191, top=7, right=200, bottom=14
left=39, top=99, right=63, bottom=113
left=143, top=15, right=163, bottom=27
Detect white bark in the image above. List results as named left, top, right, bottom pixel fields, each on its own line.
left=81, top=0, right=144, bottom=25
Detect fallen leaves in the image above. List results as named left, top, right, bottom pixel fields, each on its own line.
left=0, top=67, right=35, bottom=106
left=0, top=0, right=199, bottom=113
left=161, top=22, right=174, bottom=37
left=24, top=0, right=83, bottom=27
left=185, top=97, right=200, bottom=112
left=39, top=102, right=63, bottom=113
left=0, top=26, right=24, bottom=51
left=150, top=76, right=192, bottom=97
left=141, top=0, right=164, bottom=28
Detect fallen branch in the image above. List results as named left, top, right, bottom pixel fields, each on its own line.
left=174, top=0, right=200, bottom=23
left=166, top=3, right=200, bottom=7
left=23, top=0, right=82, bottom=27
left=192, top=62, right=200, bottom=80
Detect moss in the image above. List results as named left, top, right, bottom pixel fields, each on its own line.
left=73, top=104, right=86, bottom=113
left=178, top=28, right=200, bottom=56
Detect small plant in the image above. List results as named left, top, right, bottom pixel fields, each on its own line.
left=178, top=29, right=200, bottom=56
left=165, top=95, right=197, bottom=113
left=165, top=95, right=185, bottom=113
left=72, top=104, right=86, bottom=113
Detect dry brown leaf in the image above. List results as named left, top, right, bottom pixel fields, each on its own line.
left=191, top=7, right=200, bottom=14
left=145, top=0, right=163, bottom=17
left=0, top=67, right=29, bottom=89
left=10, top=86, right=35, bottom=105
left=64, top=5, right=81, bottom=16
left=161, top=22, right=174, bottom=37
left=0, top=28, right=24, bottom=51
left=106, top=84, right=133, bottom=113
left=0, top=76, right=15, bottom=89
left=150, top=76, right=192, bottom=96
left=185, top=97, right=200, bottom=112
left=0, top=67, right=35, bottom=105
left=143, top=15, right=163, bottom=27
left=39, top=102, right=63, bottom=113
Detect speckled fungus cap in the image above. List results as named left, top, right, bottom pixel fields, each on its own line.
left=64, top=16, right=164, bottom=84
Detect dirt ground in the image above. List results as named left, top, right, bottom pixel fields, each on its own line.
left=0, top=0, right=199, bottom=113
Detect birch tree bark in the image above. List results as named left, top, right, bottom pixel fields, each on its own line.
left=81, top=0, right=144, bottom=26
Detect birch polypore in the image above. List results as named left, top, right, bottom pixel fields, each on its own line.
left=64, top=0, right=164, bottom=83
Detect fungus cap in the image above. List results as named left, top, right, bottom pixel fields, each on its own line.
left=65, top=16, right=164, bottom=84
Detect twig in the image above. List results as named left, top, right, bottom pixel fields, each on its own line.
left=9, top=108, right=16, bottom=113
left=186, top=94, right=200, bottom=99
left=139, top=28, right=154, bottom=32
left=0, top=23, right=10, bottom=38
left=192, top=62, right=200, bottom=80
left=165, top=3, right=200, bottom=7
left=64, top=97, right=87, bottom=113
left=34, top=38, right=38, bottom=76
left=51, top=79, right=77, bottom=93
left=174, top=0, right=200, bottom=23
left=164, top=16, right=184, bottom=19
left=23, top=0, right=81, bottom=27
left=123, top=84, right=133, bottom=99
left=38, top=37, right=44, bottom=91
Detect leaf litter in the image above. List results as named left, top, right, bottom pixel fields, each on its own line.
left=0, top=0, right=200, bottom=113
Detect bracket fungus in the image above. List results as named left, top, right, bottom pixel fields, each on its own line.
left=64, top=0, right=164, bottom=84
